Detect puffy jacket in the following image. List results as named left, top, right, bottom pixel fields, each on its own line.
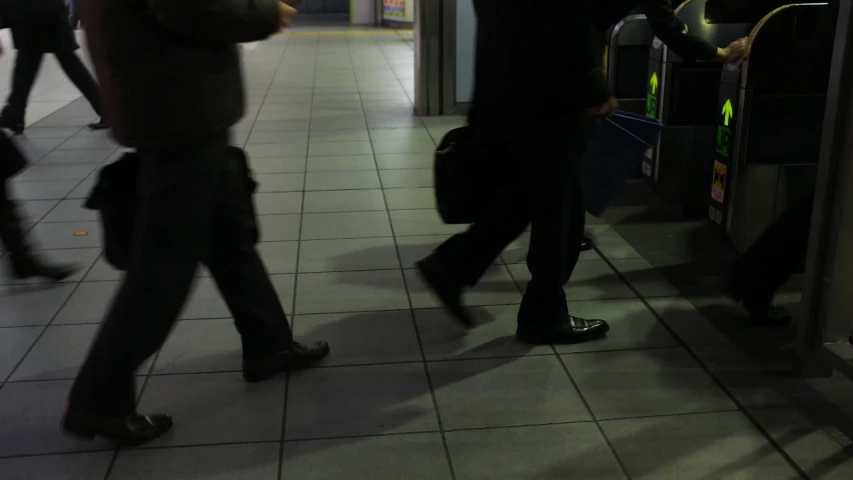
left=77, top=0, right=282, bottom=148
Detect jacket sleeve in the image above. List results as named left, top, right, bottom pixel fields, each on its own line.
left=147, top=0, right=281, bottom=45
left=643, top=0, right=719, bottom=62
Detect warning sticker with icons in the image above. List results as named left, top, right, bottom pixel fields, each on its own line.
left=711, top=161, right=727, bottom=203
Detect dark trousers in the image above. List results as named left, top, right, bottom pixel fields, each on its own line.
left=0, top=179, right=25, bottom=254
left=733, top=190, right=815, bottom=301
left=69, top=133, right=293, bottom=416
left=2, top=49, right=103, bottom=122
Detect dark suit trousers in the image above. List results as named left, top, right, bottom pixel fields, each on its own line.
left=69, top=132, right=293, bottom=416
left=3, top=49, right=102, bottom=122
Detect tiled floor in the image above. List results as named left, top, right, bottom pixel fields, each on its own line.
left=1, top=26, right=852, bottom=480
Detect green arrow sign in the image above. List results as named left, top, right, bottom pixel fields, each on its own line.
left=650, top=73, right=659, bottom=95
left=722, top=99, right=734, bottom=126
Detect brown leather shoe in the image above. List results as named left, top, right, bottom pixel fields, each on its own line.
left=242, top=340, right=330, bottom=383
left=62, top=409, right=173, bottom=446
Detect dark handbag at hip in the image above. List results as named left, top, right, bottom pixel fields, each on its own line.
left=0, top=130, right=29, bottom=180
left=433, top=126, right=499, bottom=225
left=84, top=146, right=260, bottom=271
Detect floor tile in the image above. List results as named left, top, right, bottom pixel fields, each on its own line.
left=298, top=237, right=399, bottom=272
left=300, top=211, right=392, bottom=240
left=15, top=164, right=97, bottom=182
left=10, top=324, right=107, bottom=381
left=304, top=170, right=381, bottom=190
left=246, top=142, right=308, bottom=158
left=247, top=130, right=310, bottom=144
left=0, top=380, right=115, bottom=456
left=375, top=152, right=432, bottom=170
left=82, top=255, right=122, bottom=282
left=281, top=433, right=452, bottom=480
left=389, top=209, right=465, bottom=236
left=306, top=154, right=376, bottom=171
left=0, top=248, right=99, bottom=285
left=257, top=241, right=299, bottom=274
left=555, top=299, right=679, bottom=354
left=429, top=355, right=592, bottom=429
left=255, top=173, right=305, bottom=192
left=609, top=258, right=681, bottom=298
left=379, top=168, right=432, bottom=188
left=40, top=199, right=97, bottom=222
left=53, top=280, right=118, bottom=324
left=138, top=372, right=286, bottom=447
left=248, top=156, right=307, bottom=173
left=17, top=199, right=59, bottom=224
left=0, top=283, right=77, bottom=327
left=37, top=148, right=115, bottom=165
left=394, top=235, right=454, bottom=268
left=384, top=187, right=434, bottom=210
left=750, top=407, right=853, bottom=480
left=507, top=260, right=636, bottom=301
left=308, top=141, right=373, bottom=156
left=294, top=270, right=410, bottom=314
left=182, top=274, right=294, bottom=319
left=27, top=221, right=101, bottom=249
left=293, top=310, right=421, bottom=366
left=600, top=411, right=800, bottom=479
left=285, top=363, right=438, bottom=440
left=308, top=130, right=371, bottom=143
left=415, top=305, right=552, bottom=360
left=9, top=180, right=79, bottom=200
left=254, top=192, right=303, bottom=215
left=302, top=189, right=387, bottom=213
left=151, top=319, right=245, bottom=375
left=646, top=297, right=730, bottom=346
left=561, top=348, right=737, bottom=420
left=446, top=423, right=627, bottom=480
left=0, top=326, right=43, bottom=382
left=258, top=214, right=301, bottom=241
left=0, top=452, right=114, bottom=480
left=110, top=443, right=280, bottom=480
left=406, top=265, right=521, bottom=309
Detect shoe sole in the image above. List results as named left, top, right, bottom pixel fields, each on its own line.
left=516, top=324, right=610, bottom=345
left=62, top=423, right=173, bottom=447
left=242, top=347, right=331, bottom=383
left=414, top=261, right=473, bottom=328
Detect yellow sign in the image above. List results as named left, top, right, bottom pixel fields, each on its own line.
left=650, top=73, right=659, bottom=95
left=722, top=99, right=734, bottom=126
left=711, top=161, right=727, bottom=203
left=73, top=232, right=88, bottom=236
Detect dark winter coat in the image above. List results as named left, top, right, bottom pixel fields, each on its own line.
left=6, top=0, right=79, bottom=53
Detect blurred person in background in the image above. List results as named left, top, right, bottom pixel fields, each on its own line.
left=0, top=0, right=106, bottom=135
left=63, top=0, right=328, bottom=446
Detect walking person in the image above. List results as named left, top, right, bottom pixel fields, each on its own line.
left=63, top=0, right=328, bottom=446
left=0, top=0, right=106, bottom=135
left=0, top=129, right=79, bottom=281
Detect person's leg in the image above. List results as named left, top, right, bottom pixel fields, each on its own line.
left=0, top=51, right=43, bottom=133
left=515, top=124, right=608, bottom=344
left=729, top=189, right=815, bottom=324
left=54, top=51, right=107, bottom=129
left=202, top=149, right=328, bottom=382
left=0, top=179, right=79, bottom=280
left=65, top=133, right=231, bottom=444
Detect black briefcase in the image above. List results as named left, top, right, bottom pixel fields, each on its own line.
left=434, top=126, right=498, bottom=225
left=84, top=147, right=260, bottom=271
left=0, top=130, right=29, bottom=180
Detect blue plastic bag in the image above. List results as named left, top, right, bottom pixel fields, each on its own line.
left=583, top=111, right=663, bottom=217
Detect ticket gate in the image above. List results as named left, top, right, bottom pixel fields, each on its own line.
left=643, top=0, right=756, bottom=214
left=708, top=3, right=835, bottom=252
left=606, top=15, right=656, bottom=116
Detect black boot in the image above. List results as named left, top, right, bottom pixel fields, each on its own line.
left=1, top=209, right=79, bottom=281
left=580, top=236, right=594, bottom=252
left=0, top=115, right=24, bottom=135
left=516, top=283, right=610, bottom=345
left=726, top=271, right=792, bottom=326
left=415, top=253, right=474, bottom=328
left=88, top=118, right=109, bottom=130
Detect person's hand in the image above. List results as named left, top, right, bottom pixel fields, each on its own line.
left=716, top=37, right=750, bottom=64
left=588, top=97, right=618, bottom=117
left=279, top=2, right=298, bottom=28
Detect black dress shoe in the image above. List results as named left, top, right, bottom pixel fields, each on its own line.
left=88, top=119, right=109, bottom=130
left=242, top=340, right=331, bottom=383
left=580, top=236, right=595, bottom=252
left=0, top=117, right=24, bottom=135
left=726, top=274, right=791, bottom=326
left=10, top=256, right=80, bottom=282
left=62, top=410, right=173, bottom=446
left=415, top=254, right=473, bottom=328
left=517, top=315, right=610, bottom=345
